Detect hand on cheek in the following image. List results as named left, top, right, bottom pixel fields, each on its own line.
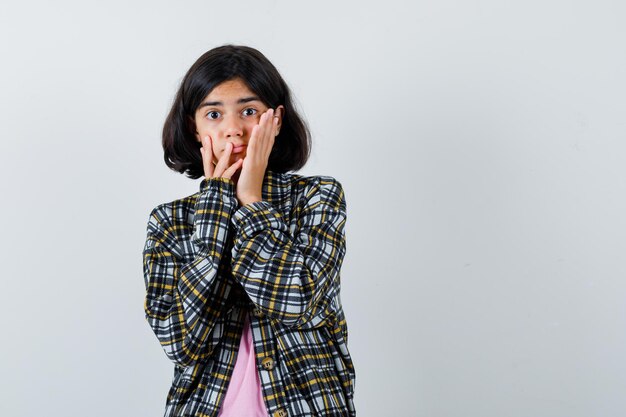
left=235, top=108, right=279, bottom=206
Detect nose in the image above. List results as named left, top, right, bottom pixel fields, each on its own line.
left=223, top=114, right=244, bottom=138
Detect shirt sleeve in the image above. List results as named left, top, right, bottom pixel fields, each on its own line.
left=229, top=176, right=347, bottom=330
left=142, top=177, right=238, bottom=367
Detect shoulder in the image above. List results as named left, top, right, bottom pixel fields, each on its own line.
left=145, top=193, right=197, bottom=233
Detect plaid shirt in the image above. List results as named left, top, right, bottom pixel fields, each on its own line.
left=142, top=169, right=356, bottom=417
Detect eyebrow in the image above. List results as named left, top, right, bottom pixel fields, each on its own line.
left=198, top=96, right=261, bottom=109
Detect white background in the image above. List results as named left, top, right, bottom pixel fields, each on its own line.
left=1, top=1, right=625, bottom=416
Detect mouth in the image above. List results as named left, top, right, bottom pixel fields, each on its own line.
left=232, top=145, right=247, bottom=154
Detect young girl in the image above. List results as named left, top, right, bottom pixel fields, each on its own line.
left=142, top=44, right=356, bottom=417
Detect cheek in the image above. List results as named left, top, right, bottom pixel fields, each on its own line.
left=198, top=125, right=217, bottom=139
left=195, top=117, right=214, bottom=135
left=211, top=142, right=224, bottom=158
left=245, top=118, right=261, bottom=132
left=197, top=125, right=220, bottom=150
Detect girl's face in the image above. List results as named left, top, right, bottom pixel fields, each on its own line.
left=192, top=77, right=284, bottom=167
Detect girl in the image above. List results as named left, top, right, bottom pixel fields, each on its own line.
left=142, top=44, right=356, bottom=417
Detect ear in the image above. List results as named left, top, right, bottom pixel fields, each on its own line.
left=275, top=105, right=285, bottom=134
left=187, top=115, right=201, bottom=142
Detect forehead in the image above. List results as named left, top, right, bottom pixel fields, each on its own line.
left=205, top=78, right=255, bottom=101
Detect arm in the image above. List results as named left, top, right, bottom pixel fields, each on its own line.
left=142, top=177, right=238, bottom=367
left=229, top=176, right=347, bottom=330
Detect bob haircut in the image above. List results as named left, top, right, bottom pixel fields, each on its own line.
left=162, top=44, right=312, bottom=179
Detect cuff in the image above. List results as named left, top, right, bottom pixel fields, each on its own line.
left=199, top=176, right=236, bottom=196
left=192, top=177, right=237, bottom=248
left=231, top=201, right=286, bottom=240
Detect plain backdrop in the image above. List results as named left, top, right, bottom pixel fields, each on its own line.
left=1, top=1, right=625, bottom=416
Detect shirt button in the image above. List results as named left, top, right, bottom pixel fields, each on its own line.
left=273, top=409, right=288, bottom=417
left=252, top=307, right=264, bottom=318
left=261, top=357, right=275, bottom=371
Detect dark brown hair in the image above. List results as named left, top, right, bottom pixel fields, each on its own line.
left=162, top=44, right=312, bottom=179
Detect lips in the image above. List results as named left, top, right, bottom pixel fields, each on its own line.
left=232, top=145, right=246, bottom=154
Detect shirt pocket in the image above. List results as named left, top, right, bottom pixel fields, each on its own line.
left=288, top=361, right=348, bottom=414
left=280, top=327, right=349, bottom=413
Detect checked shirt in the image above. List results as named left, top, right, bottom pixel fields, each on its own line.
left=142, top=169, right=356, bottom=417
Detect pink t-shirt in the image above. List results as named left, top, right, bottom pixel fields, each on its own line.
left=217, top=312, right=269, bottom=417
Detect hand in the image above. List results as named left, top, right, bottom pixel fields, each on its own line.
left=235, top=108, right=279, bottom=206
left=200, top=135, right=243, bottom=180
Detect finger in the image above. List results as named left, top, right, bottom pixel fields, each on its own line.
left=272, top=111, right=279, bottom=135
left=214, top=141, right=232, bottom=177
left=272, top=111, right=279, bottom=138
left=268, top=108, right=277, bottom=142
left=201, top=136, right=214, bottom=178
left=248, top=124, right=260, bottom=155
left=248, top=110, right=271, bottom=160
left=268, top=115, right=278, bottom=151
left=261, top=109, right=275, bottom=156
left=223, top=157, right=243, bottom=178
left=271, top=116, right=279, bottom=154
left=255, top=110, right=271, bottom=157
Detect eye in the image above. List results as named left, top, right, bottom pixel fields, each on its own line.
left=242, top=108, right=258, bottom=117
left=206, top=111, right=220, bottom=120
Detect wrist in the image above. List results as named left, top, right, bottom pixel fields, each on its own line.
left=239, top=195, right=262, bottom=206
